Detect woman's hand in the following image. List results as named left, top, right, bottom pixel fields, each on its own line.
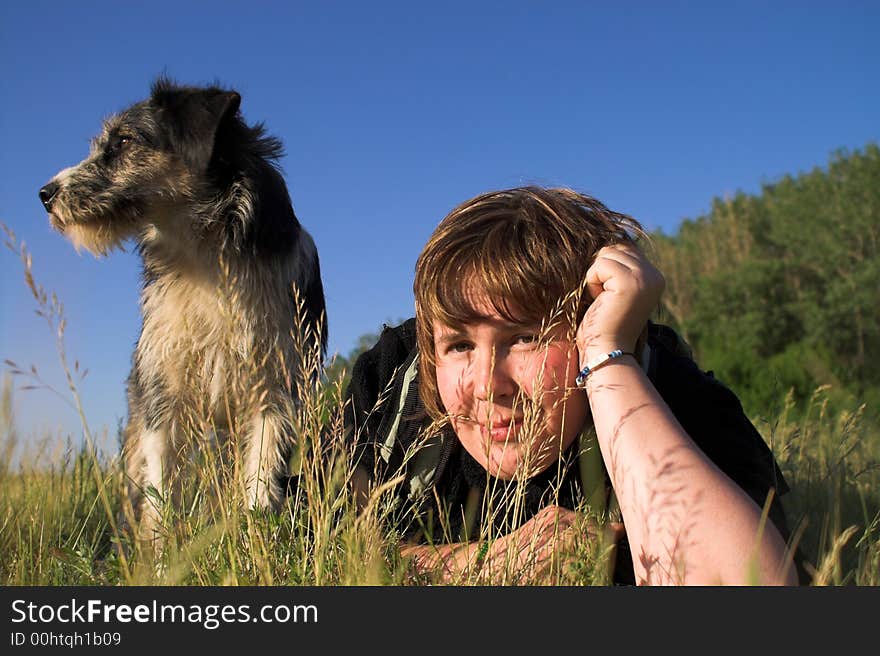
left=576, top=243, right=665, bottom=363
left=483, top=505, right=578, bottom=577
left=481, top=506, right=624, bottom=581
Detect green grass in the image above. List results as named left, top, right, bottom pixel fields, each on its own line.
left=2, top=372, right=878, bottom=586
left=756, top=387, right=880, bottom=585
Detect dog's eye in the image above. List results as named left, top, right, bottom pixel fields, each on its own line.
left=106, top=135, right=133, bottom=156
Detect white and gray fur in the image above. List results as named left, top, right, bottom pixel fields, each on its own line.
left=39, top=78, right=327, bottom=542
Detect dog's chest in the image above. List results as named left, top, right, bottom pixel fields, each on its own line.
left=138, top=275, right=255, bottom=408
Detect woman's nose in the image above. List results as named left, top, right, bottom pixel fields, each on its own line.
left=472, top=349, right=515, bottom=401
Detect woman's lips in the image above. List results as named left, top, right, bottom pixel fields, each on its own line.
left=481, top=419, right=523, bottom=442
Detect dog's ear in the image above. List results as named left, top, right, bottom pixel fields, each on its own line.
left=196, top=89, right=241, bottom=167
left=152, top=82, right=242, bottom=172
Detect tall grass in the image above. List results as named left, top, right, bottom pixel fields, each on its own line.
left=759, top=388, right=880, bottom=585
left=1, top=226, right=877, bottom=586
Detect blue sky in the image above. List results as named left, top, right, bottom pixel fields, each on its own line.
left=1, top=1, right=878, bottom=444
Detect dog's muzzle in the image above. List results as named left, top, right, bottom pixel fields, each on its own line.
left=39, top=180, right=61, bottom=212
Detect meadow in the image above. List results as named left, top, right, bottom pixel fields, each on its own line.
left=1, top=224, right=878, bottom=586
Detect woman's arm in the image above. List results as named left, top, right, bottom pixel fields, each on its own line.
left=577, top=244, right=797, bottom=585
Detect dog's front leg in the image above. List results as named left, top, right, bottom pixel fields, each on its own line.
left=135, top=425, right=177, bottom=546
left=243, top=413, right=286, bottom=510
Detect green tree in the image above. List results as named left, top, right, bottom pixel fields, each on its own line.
left=652, top=142, right=880, bottom=419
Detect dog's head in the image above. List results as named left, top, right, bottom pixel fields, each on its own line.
left=39, top=78, right=243, bottom=256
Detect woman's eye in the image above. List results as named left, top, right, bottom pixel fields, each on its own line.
left=447, top=342, right=472, bottom=354
left=513, top=334, right=539, bottom=347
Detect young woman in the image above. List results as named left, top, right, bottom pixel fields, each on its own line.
left=345, top=186, right=799, bottom=585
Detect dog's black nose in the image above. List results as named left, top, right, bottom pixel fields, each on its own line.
left=39, top=181, right=60, bottom=211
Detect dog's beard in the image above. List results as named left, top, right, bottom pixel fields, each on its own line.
left=62, top=219, right=136, bottom=256
left=49, top=194, right=138, bottom=256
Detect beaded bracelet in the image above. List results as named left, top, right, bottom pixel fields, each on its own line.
left=575, top=349, right=636, bottom=387
left=475, top=540, right=489, bottom=566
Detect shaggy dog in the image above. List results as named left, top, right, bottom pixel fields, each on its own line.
left=39, top=78, right=327, bottom=543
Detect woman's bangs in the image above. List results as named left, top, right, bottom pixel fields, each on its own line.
left=428, top=252, right=551, bottom=330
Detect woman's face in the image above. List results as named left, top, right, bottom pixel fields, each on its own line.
left=433, top=295, right=589, bottom=480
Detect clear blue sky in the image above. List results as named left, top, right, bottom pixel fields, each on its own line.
left=1, top=1, right=878, bottom=445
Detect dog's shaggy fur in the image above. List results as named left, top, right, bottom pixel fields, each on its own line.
left=40, top=78, right=327, bottom=541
